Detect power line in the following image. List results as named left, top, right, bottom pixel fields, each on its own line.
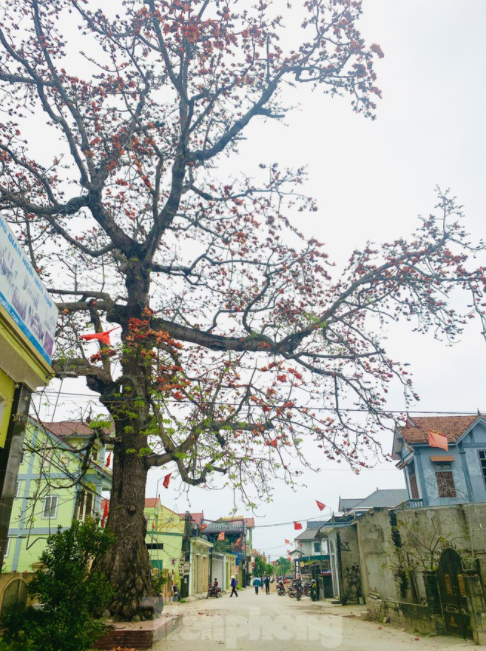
left=37, top=392, right=486, bottom=416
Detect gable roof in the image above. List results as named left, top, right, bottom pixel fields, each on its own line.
left=42, top=420, right=94, bottom=437
left=352, top=488, right=408, bottom=509
left=145, top=497, right=161, bottom=509
left=397, top=415, right=481, bottom=446
left=306, top=520, right=328, bottom=529
left=338, top=489, right=408, bottom=513
left=339, top=498, right=362, bottom=512
left=294, top=528, right=321, bottom=541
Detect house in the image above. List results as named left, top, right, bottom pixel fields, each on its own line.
left=144, top=499, right=185, bottom=601
left=294, top=521, right=330, bottom=558
left=338, top=489, right=408, bottom=515
left=1, top=418, right=112, bottom=614
left=392, top=415, right=486, bottom=507
left=0, top=216, right=57, bottom=570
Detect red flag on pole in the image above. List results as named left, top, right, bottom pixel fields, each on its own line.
left=80, top=327, right=120, bottom=346
left=427, top=429, right=449, bottom=452
left=105, top=452, right=111, bottom=468
left=284, top=539, right=290, bottom=544
left=163, top=473, right=171, bottom=489
left=316, top=500, right=326, bottom=511
left=101, top=499, right=109, bottom=528
left=218, top=531, right=225, bottom=541
left=294, top=521, right=302, bottom=530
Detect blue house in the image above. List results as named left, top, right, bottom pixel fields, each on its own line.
left=392, top=415, right=486, bottom=507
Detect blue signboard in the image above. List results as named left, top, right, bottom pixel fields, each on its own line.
left=0, top=215, right=58, bottom=364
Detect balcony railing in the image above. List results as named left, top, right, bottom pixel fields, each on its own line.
left=398, top=498, right=424, bottom=509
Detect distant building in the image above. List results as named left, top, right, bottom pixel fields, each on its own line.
left=1, top=418, right=112, bottom=614
left=393, top=415, right=486, bottom=507
left=338, top=489, right=408, bottom=515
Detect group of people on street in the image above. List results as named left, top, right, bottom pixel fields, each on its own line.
left=209, top=574, right=273, bottom=598
left=253, top=574, right=271, bottom=595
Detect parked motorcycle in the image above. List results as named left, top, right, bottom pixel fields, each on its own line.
left=294, top=583, right=303, bottom=601
left=173, top=584, right=181, bottom=602
left=288, top=579, right=302, bottom=600
left=207, top=584, right=222, bottom=599
left=309, top=579, right=318, bottom=602
left=276, top=580, right=286, bottom=596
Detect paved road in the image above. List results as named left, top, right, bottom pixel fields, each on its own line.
left=159, top=589, right=481, bottom=650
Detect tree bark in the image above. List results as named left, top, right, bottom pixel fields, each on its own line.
left=96, top=425, right=159, bottom=620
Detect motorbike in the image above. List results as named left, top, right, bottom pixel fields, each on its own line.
left=207, top=584, right=222, bottom=599
left=276, top=581, right=286, bottom=596
left=309, top=579, right=318, bottom=602
left=288, top=579, right=303, bottom=600
left=294, top=583, right=303, bottom=601
left=173, top=584, right=181, bottom=602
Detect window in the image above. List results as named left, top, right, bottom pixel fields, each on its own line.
left=4, top=537, right=10, bottom=558
left=313, top=541, right=321, bottom=554
left=408, top=461, right=420, bottom=499
left=14, top=481, right=20, bottom=498
left=20, top=450, right=24, bottom=466
left=479, top=451, right=486, bottom=486
left=435, top=465, right=457, bottom=498
left=42, top=496, right=59, bottom=519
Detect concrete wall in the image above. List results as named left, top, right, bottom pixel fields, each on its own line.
left=347, top=503, right=486, bottom=606
left=335, top=524, right=362, bottom=604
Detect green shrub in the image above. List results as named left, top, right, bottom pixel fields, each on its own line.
left=0, top=519, right=115, bottom=651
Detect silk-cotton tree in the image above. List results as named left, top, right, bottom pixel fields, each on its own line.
left=0, top=0, right=485, bottom=619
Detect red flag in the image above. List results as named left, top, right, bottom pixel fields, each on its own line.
left=286, top=549, right=291, bottom=553
left=284, top=539, right=290, bottom=544
left=80, top=327, right=120, bottom=346
left=162, top=473, right=171, bottom=489
left=316, top=500, right=326, bottom=511
left=427, top=429, right=449, bottom=452
left=101, top=499, right=109, bottom=528
left=218, top=531, right=225, bottom=541
left=105, top=452, right=111, bottom=467
left=294, top=521, right=302, bottom=530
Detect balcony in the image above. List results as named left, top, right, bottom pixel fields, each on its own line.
left=398, top=498, right=424, bottom=509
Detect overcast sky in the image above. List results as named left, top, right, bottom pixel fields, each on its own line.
left=37, top=0, right=486, bottom=560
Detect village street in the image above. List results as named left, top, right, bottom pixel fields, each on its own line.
left=159, top=590, right=481, bottom=651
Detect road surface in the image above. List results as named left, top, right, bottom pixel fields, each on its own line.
left=158, top=589, right=481, bottom=650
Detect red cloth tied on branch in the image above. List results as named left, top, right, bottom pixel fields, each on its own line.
left=80, top=327, right=120, bottom=346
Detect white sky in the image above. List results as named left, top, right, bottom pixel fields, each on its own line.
left=36, top=0, right=486, bottom=559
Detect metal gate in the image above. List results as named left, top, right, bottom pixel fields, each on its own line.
left=437, top=548, right=472, bottom=639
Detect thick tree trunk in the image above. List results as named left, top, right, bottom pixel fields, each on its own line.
left=97, top=429, right=160, bottom=620
left=95, top=266, right=161, bottom=620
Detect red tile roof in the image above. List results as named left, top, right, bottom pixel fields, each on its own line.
left=145, top=497, right=161, bottom=509
left=179, top=512, right=204, bottom=525
left=42, top=421, right=94, bottom=437
left=398, top=415, right=481, bottom=445
left=42, top=420, right=115, bottom=437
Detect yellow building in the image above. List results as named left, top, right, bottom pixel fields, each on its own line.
left=0, top=215, right=57, bottom=570
left=144, top=499, right=185, bottom=600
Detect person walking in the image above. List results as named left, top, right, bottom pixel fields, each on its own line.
left=263, top=574, right=270, bottom=595
left=230, top=575, right=238, bottom=597
left=253, top=576, right=262, bottom=595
